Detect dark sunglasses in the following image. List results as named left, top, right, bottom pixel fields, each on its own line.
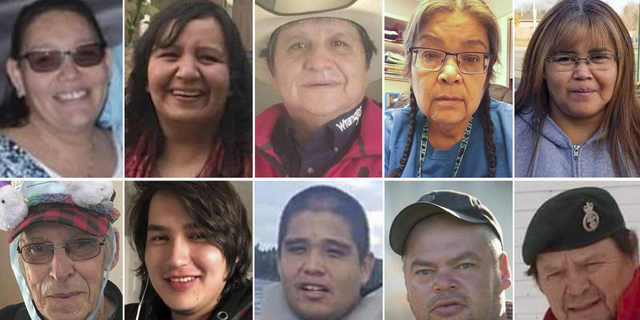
left=18, top=43, right=105, bottom=73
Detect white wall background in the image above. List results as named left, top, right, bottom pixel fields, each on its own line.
left=514, top=181, right=640, bottom=320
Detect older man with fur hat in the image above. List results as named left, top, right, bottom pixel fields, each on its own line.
left=0, top=181, right=121, bottom=320
left=522, top=187, right=640, bottom=320
left=254, top=0, right=383, bottom=178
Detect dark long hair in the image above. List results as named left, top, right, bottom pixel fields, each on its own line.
left=125, top=0, right=252, bottom=174
left=515, top=0, right=640, bottom=176
left=0, top=0, right=106, bottom=127
left=387, top=0, right=500, bottom=177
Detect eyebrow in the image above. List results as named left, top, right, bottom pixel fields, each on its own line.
left=409, top=251, right=483, bottom=269
left=417, top=34, right=488, bottom=50
left=282, top=238, right=353, bottom=251
left=555, top=47, right=613, bottom=55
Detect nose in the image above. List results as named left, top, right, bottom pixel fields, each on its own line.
left=302, top=249, right=326, bottom=275
left=437, top=55, right=461, bottom=84
left=572, top=60, right=594, bottom=80
left=175, top=56, right=200, bottom=80
left=57, top=55, right=81, bottom=81
left=304, top=45, right=334, bottom=71
left=49, top=248, right=74, bottom=282
left=432, top=269, right=458, bottom=292
left=565, top=268, right=590, bottom=296
left=168, top=237, right=191, bottom=268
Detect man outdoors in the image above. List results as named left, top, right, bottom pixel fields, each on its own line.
left=258, top=185, right=382, bottom=320
left=522, top=187, right=640, bottom=320
left=389, top=190, right=512, bottom=320
left=254, top=0, right=383, bottom=177
left=0, top=180, right=121, bottom=320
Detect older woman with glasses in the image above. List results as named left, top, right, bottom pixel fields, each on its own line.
left=515, top=0, right=640, bottom=177
left=385, top=0, right=513, bottom=177
left=0, top=0, right=119, bottom=177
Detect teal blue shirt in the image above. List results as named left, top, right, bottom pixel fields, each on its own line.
left=385, top=98, right=513, bottom=177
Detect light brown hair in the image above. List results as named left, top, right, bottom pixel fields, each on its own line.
left=515, top=0, right=640, bottom=176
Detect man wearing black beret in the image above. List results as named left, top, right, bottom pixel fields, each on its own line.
left=389, top=190, right=513, bottom=320
left=522, top=187, right=640, bottom=320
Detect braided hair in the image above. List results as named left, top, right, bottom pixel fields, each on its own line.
left=387, top=87, right=497, bottom=177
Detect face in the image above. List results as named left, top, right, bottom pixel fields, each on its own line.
left=536, top=237, right=638, bottom=320
left=19, top=223, right=112, bottom=320
left=402, top=215, right=511, bottom=320
left=544, top=40, right=617, bottom=124
left=270, top=18, right=369, bottom=126
left=145, top=190, right=228, bottom=317
left=6, top=10, right=110, bottom=132
left=411, top=12, right=489, bottom=128
left=278, top=211, right=374, bottom=320
left=147, top=18, right=230, bottom=127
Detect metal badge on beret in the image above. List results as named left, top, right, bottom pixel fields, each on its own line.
left=522, top=187, right=626, bottom=265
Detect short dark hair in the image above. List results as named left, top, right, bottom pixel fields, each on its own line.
left=126, top=181, right=252, bottom=299
left=259, top=18, right=377, bottom=75
left=526, top=228, right=638, bottom=280
left=125, top=0, right=252, bottom=172
left=277, top=185, right=370, bottom=262
left=0, top=0, right=106, bottom=128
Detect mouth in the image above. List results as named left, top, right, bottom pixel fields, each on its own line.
left=164, top=275, right=200, bottom=291
left=168, top=276, right=197, bottom=283
left=568, top=298, right=602, bottom=313
left=303, top=81, right=341, bottom=88
left=54, top=90, right=88, bottom=102
left=49, top=292, right=81, bottom=302
left=431, top=299, right=465, bottom=316
left=170, top=89, right=205, bottom=98
left=296, top=282, right=330, bottom=299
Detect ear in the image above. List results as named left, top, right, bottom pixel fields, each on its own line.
left=359, top=251, right=375, bottom=286
left=6, top=58, right=25, bottom=98
left=499, top=252, right=512, bottom=291
left=108, top=227, right=120, bottom=271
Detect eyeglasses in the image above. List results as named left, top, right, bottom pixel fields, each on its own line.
left=409, top=47, right=493, bottom=74
left=545, top=53, right=619, bottom=72
left=18, top=43, right=105, bottom=73
left=17, top=238, right=105, bottom=264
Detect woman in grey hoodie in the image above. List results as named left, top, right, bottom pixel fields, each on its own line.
left=515, top=0, right=640, bottom=177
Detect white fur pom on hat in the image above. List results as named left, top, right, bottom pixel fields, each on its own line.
left=0, top=181, right=28, bottom=232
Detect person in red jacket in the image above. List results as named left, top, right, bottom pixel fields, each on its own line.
left=254, top=0, right=383, bottom=177
left=522, top=187, right=640, bottom=320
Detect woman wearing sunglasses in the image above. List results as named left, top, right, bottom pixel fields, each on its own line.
left=0, top=0, right=119, bottom=178
left=125, top=0, right=252, bottom=177
left=385, top=0, right=513, bottom=177
left=515, top=0, right=640, bottom=177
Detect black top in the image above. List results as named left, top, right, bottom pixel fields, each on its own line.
left=125, top=280, right=252, bottom=320
left=271, top=102, right=364, bottom=177
left=0, top=280, right=122, bottom=320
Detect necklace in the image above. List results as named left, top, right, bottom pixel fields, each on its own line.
left=418, top=117, right=473, bottom=177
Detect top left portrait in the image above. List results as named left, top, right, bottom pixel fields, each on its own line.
left=0, top=0, right=124, bottom=178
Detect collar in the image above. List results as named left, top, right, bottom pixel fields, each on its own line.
left=271, top=100, right=365, bottom=177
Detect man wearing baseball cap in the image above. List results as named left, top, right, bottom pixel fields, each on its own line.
left=0, top=181, right=121, bottom=320
left=522, top=187, right=640, bottom=320
left=254, top=0, right=383, bottom=177
left=389, top=190, right=512, bottom=320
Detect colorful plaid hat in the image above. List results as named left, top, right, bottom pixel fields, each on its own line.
left=3, top=181, right=119, bottom=243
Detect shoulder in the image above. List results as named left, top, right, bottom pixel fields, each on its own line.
left=255, top=104, right=286, bottom=144
left=489, top=98, right=513, bottom=122
left=0, top=134, right=49, bottom=178
left=0, top=302, right=26, bottom=319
